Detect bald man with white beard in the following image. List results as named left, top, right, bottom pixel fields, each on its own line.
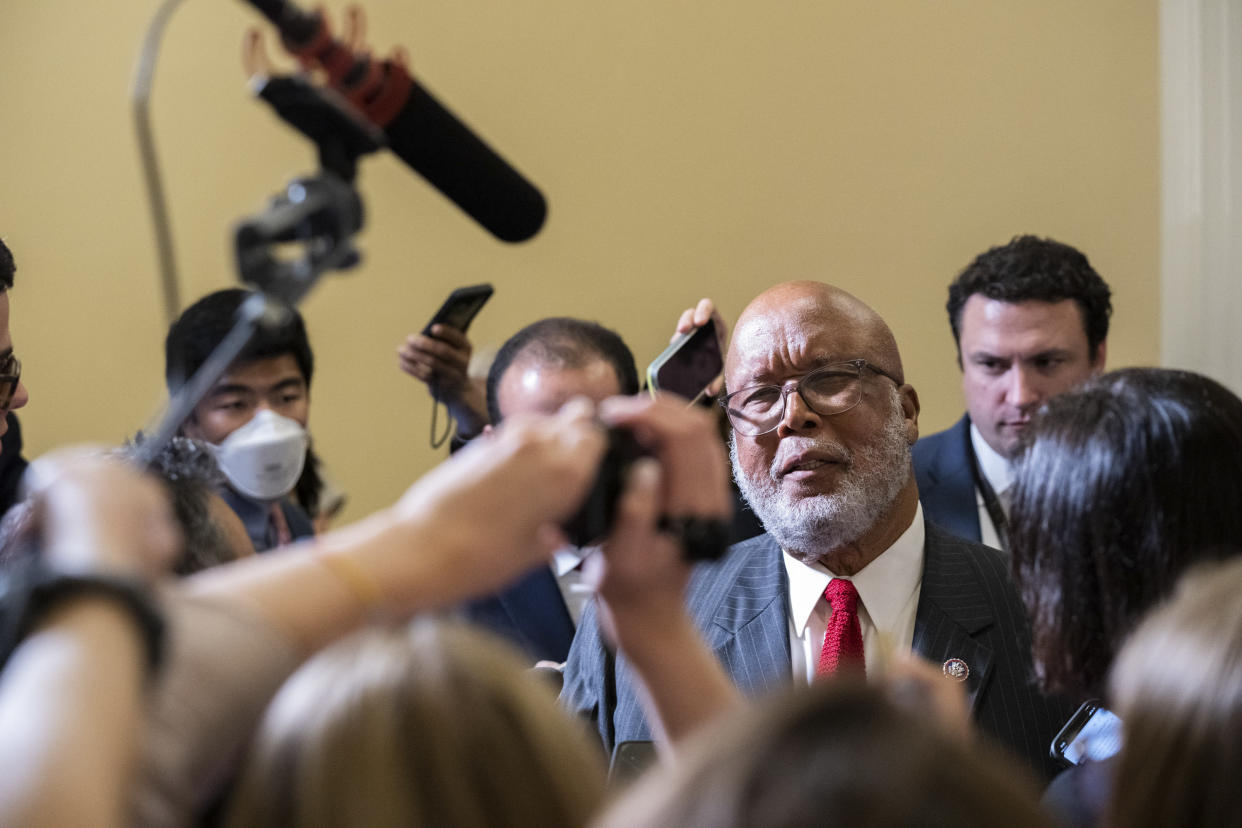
left=561, top=281, right=1072, bottom=782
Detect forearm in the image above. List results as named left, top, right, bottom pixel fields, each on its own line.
left=184, top=505, right=474, bottom=654
left=187, top=405, right=603, bottom=655
left=0, top=599, right=146, bottom=828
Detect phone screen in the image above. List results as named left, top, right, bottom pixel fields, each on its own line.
left=423, top=284, right=494, bottom=336
left=648, top=324, right=724, bottom=402
left=1054, top=702, right=1123, bottom=765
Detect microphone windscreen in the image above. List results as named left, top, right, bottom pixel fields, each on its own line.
left=385, top=81, right=547, bottom=243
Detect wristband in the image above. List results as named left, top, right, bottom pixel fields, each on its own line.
left=0, top=563, right=166, bottom=677
left=657, top=515, right=730, bottom=562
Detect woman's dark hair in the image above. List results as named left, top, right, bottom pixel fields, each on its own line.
left=1009, top=368, right=1242, bottom=699
left=133, top=434, right=235, bottom=575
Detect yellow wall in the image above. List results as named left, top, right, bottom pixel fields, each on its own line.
left=0, top=1, right=1159, bottom=522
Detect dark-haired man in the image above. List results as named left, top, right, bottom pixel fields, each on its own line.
left=401, top=317, right=637, bottom=663
left=913, top=236, right=1112, bottom=548
left=164, top=289, right=318, bottom=552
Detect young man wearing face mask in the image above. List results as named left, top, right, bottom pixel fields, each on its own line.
left=164, top=289, right=318, bottom=552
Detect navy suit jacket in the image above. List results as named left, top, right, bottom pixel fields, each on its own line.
left=913, top=415, right=985, bottom=543
left=464, top=567, right=576, bottom=664
left=560, top=524, right=1072, bottom=782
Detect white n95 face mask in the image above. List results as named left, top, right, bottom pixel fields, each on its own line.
left=212, top=409, right=309, bottom=502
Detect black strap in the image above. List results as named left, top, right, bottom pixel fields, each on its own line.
left=966, top=432, right=1009, bottom=551
left=0, top=562, right=165, bottom=677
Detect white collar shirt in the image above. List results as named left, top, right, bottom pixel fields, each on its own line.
left=785, top=503, right=926, bottom=683
left=551, top=545, right=596, bottom=626
left=970, top=423, right=1014, bottom=550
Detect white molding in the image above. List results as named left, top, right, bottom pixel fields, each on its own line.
left=1160, top=0, right=1242, bottom=394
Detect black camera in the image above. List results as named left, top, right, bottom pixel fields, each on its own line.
left=561, top=428, right=647, bottom=548
left=560, top=427, right=729, bottom=562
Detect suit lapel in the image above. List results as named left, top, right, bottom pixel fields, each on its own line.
left=688, top=534, right=792, bottom=698
left=912, top=525, right=995, bottom=709
left=919, top=416, right=984, bottom=542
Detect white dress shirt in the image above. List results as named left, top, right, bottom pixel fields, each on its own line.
left=551, top=545, right=597, bottom=626
left=785, top=504, right=926, bottom=683
left=970, top=424, right=1014, bottom=550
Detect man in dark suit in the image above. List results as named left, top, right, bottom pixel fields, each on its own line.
left=913, top=236, right=1112, bottom=547
left=456, top=317, right=639, bottom=664
left=561, top=280, right=1072, bottom=781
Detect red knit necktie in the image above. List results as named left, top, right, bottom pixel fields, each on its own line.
left=817, top=579, right=865, bottom=677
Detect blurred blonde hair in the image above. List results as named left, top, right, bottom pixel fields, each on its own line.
left=226, top=620, right=607, bottom=828
left=1108, top=557, right=1242, bottom=828
left=594, top=680, right=1050, bottom=828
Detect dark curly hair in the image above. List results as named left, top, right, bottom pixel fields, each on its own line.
left=947, top=235, right=1112, bottom=363
left=128, top=434, right=237, bottom=575
left=1009, top=368, right=1242, bottom=699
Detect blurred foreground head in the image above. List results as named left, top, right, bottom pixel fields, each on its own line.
left=1108, top=557, right=1242, bottom=828
left=0, top=436, right=252, bottom=574
left=226, top=620, right=607, bottom=828
left=1010, top=368, right=1242, bottom=698
left=595, top=681, right=1049, bottom=828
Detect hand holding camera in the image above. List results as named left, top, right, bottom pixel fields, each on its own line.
left=562, top=395, right=732, bottom=559
left=566, top=396, right=732, bottom=649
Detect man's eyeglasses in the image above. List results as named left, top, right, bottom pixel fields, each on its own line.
left=0, top=353, right=21, bottom=411
left=720, top=359, right=902, bottom=437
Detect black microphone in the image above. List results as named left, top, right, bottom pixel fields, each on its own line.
left=242, top=0, right=547, bottom=243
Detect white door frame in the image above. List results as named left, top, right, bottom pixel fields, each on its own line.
left=1161, top=0, right=1242, bottom=393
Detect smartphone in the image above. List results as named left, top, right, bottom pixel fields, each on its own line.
left=422, top=283, right=494, bottom=336
left=610, top=740, right=657, bottom=783
left=646, top=323, right=724, bottom=404
left=1051, top=699, right=1123, bottom=766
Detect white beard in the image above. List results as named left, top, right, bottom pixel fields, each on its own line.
left=731, top=399, right=912, bottom=564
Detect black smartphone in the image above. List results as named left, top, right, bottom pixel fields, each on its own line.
left=646, top=323, right=724, bottom=404
left=610, top=740, right=658, bottom=783
left=1051, top=699, right=1123, bottom=766
left=423, top=284, right=493, bottom=450
left=422, top=283, right=494, bottom=336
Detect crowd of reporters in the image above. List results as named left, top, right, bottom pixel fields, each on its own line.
left=1, top=232, right=1240, bottom=828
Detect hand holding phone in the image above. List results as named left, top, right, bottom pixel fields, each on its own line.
left=421, top=284, right=494, bottom=336
left=399, top=284, right=493, bottom=447
left=1051, top=700, right=1123, bottom=766
left=647, top=323, right=724, bottom=405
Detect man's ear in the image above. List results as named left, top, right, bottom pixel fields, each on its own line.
left=1090, top=339, right=1108, bottom=373
left=900, top=384, right=921, bottom=446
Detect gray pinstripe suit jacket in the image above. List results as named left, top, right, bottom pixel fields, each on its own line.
left=560, top=523, right=1073, bottom=782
